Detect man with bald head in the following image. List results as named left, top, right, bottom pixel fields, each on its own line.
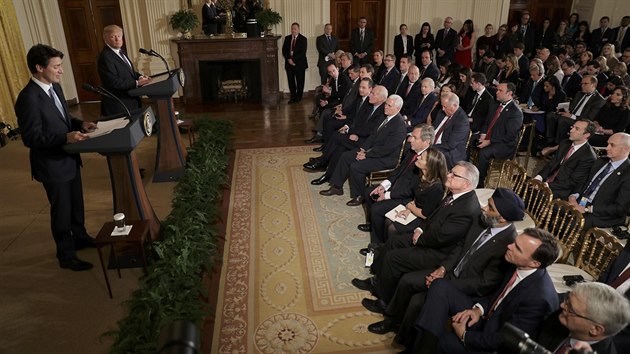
left=432, top=92, right=470, bottom=169
left=397, top=65, right=422, bottom=117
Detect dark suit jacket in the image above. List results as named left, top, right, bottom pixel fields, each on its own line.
left=482, top=100, right=524, bottom=159
left=599, top=242, right=630, bottom=354
left=562, top=71, right=582, bottom=99
left=520, top=77, right=545, bottom=107
left=282, top=33, right=308, bottom=70
left=517, top=23, right=537, bottom=56
left=576, top=158, right=630, bottom=227
left=434, top=28, right=458, bottom=61
left=433, top=107, right=470, bottom=168
left=571, top=91, right=606, bottom=120
left=615, top=26, right=630, bottom=52
left=591, top=27, right=615, bottom=54
left=465, top=88, right=494, bottom=133
left=350, top=103, right=386, bottom=141
left=97, top=46, right=142, bottom=116
left=202, top=3, right=218, bottom=35
left=386, top=149, right=423, bottom=201
left=442, top=221, right=516, bottom=298
left=409, top=92, right=439, bottom=126
left=350, top=27, right=375, bottom=57
left=15, top=80, right=83, bottom=183
left=325, top=74, right=352, bottom=108
left=517, top=54, right=530, bottom=80
left=537, top=140, right=597, bottom=200
left=316, top=34, right=339, bottom=66
left=341, top=78, right=360, bottom=112
left=394, top=34, right=414, bottom=60
left=379, top=67, right=401, bottom=95
left=419, top=62, right=440, bottom=82
left=399, top=81, right=422, bottom=116
left=537, top=311, right=618, bottom=354
left=362, top=113, right=408, bottom=166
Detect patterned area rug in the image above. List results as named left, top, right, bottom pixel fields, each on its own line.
left=212, top=146, right=398, bottom=353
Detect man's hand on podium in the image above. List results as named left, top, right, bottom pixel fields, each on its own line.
left=137, top=75, right=152, bottom=86
left=67, top=131, right=90, bottom=143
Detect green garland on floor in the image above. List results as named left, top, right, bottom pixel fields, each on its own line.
left=107, top=117, right=233, bottom=354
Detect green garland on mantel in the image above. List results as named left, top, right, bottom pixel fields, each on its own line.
left=106, top=117, right=233, bottom=354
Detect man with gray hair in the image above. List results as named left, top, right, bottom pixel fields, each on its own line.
left=432, top=92, right=470, bottom=169
left=320, top=94, right=407, bottom=207
left=407, top=78, right=438, bottom=129
left=519, top=62, right=545, bottom=108
left=536, top=282, right=630, bottom=354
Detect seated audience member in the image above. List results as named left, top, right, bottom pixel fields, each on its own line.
left=598, top=241, right=630, bottom=354
left=464, top=73, right=494, bottom=135
left=536, top=76, right=567, bottom=115
left=308, top=84, right=386, bottom=183
left=561, top=59, right=582, bottom=100
left=590, top=86, right=630, bottom=147
left=602, top=75, right=624, bottom=98
left=374, top=188, right=522, bottom=341
left=494, top=54, right=520, bottom=86
left=472, top=44, right=489, bottom=73
left=406, top=78, right=438, bottom=127
left=394, top=55, right=411, bottom=94
left=587, top=59, right=609, bottom=92
left=520, top=62, right=546, bottom=108
left=436, top=58, right=452, bottom=88
left=432, top=92, right=470, bottom=169
left=536, top=282, right=630, bottom=354
left=480, top=50, right=499, bottom=83
left=410, top=228, right=559, bottom=354
left=378, top=54, right=400, bottom=95
left=513, top=41, right=530, bottom=81
left=319, top=95, right=407, bottom=207
left=372, top=50, right=385, bottom=83
left=476, top=82, right=523, bottom=186
left=397, top=65, right=422, bottom=117
left=358, top=124, right=434, bottom=239
left=352, top=162, right=481, bottom=307
left=455, top=66, right=473, bottom=104
left=418, top=49, right=440, bottom=82
left=535, top=119, right=597, bottom=200
left=375, top=147, right=447, bottom=246
left=547, top=75, right=605, bottom=147
left=546, top=55, right=564, bottom=83
left=568, top=132, right=630, bottom=229
left=612, top=62, right=630, bottom=88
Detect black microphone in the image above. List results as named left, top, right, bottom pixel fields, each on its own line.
left=139, top=48, right=170, bottom=74
left=82, top=83, right=132, bottom=120
left=139, top=48, right=156, bottom=57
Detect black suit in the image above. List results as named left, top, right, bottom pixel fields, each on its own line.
left=465, top=89, right=494, bottom=134
left=536, top=140, right=597, bottom=200
left=520, top=77, right=545, bottom=108
left=415, top=268, right=558, bottom=353
left=434, top=28, right=458, bottom=62
left=282, top=33, right=308, bottom=101
left=517, top=23, right=537, bottom=57
left=97, top=46, right=142, bottom=116
left=409, top=92, right=439, bottom=127
left=562, top=71, right=582, bottom=100
left=394, top=34, right=414, bottom=67
left=419, top=62, right=440, bottom=82
left=379, top=67, right=400, bottom=96
left=398, top=80, right=422, bottom=117
left=574, top=157, right=630, bottom=228
left=316, top=34, right=339, bottom=84
left=432, top=107, right=470, bottom=169
left=591, top=27, right=615, bottom=55
left=553, top=91, right=606, bottom=145
left=393, top=221, right=515, bottom=346
left=15, top=80, right=89, bottom=261
left=350, top=27, right=375, bottom=65
left=373, top=191, right=481, bottom=303
left=202, top=2, right=219, bottom=35
left=537, top=311, right=618, bottom=354
left=517, top=55, right=530, bottom=80
left=478, top=100, right=524, bottom=184
left=614, top=26, right=630, bottom=52
left=599, top=242, right=630, bottom=354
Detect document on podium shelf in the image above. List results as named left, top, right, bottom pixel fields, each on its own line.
left=385, top=204, right=418, bottom=225
left=86, top=117, right=129, bottom=138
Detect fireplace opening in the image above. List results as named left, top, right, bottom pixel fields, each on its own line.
left=199, top=60, right=262, bottom=103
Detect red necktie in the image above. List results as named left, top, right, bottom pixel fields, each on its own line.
left=610, top=267, right=630, bottom=289
left=554, top=338, right=572, bottom=354
left=484, top=104, right=504, bottom=140
left=488, top=271, right=518, bottom=317
left=547, top=145, right=574, bottom=183
left=434, top=116, right=451, bottom=143
left=291, top=36, right=296, bottom=53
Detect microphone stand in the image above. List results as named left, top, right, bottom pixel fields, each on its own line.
left=82, top=84, right=132, bottom=120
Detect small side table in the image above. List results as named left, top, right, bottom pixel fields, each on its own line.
left=95, top=220, right=150, bottom=298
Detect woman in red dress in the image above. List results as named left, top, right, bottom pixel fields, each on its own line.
left=455, top=19, right=476, bottom=68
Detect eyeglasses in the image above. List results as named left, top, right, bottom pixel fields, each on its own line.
left=448, top=170, right=469, bottom=182
left=563, top=293, right=600, bottom=324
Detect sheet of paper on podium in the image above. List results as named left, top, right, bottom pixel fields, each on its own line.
left=86, top=118, right=129, bottom=138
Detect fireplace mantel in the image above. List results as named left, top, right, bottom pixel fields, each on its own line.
left=174, top=36, right=281, bottom=106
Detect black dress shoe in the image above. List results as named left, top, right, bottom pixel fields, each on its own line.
left=357, top=224, right=371, bottom=232
left=362, top=298, right=387, bottom=314
left=351, top=277, right=376, bottom=293
left=305, top=135, right=323, bottom=144
left=359, top=248, right=370, bottom=256
left=304, top=160, right=327, bottom=171
left=59, top=257, right=93, bottom=271
left=346, top=195, right=365, bottom=206
left=368, top=319, right=398, bottom=334
left=320, top=186, right=343, bottom=196
left=309, top=156, right=322, bottom=162
left=311, top=174, right=330, bottom=185
left=312, top=145, right=324, bottom=152
left=75, top=236, right=96, bottom=250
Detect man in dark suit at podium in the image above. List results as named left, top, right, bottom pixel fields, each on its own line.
left=98, top=25, right=151, bottom=116
left=282, top=22, right=308, bottom=103
left=15, top=44, right=97, bottom=271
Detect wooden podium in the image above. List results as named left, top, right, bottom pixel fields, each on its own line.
left=63, top=107, right=160, bottom=241
left=129, top=69, right=187, bottom=183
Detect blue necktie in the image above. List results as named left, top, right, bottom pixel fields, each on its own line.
left=454, top=228, right=492, bottom=277
left=49, top=87, right=66, bottom=121
left=582, top=162, right=612, bottom=200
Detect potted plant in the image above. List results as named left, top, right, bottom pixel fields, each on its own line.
left=255, top=8, right=282, bottom=35
left=170, top=9, right=199, bottom=39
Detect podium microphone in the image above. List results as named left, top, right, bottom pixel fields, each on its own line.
left=82, top=83, right=132, bottom=120
left=139, top=48, right=170, bottom=74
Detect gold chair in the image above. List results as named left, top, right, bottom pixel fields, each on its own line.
left=484, top=160, right=528, bottom=193
left=479, top=123, right=529, bottom=187
left=366, top=138, right=408, bottom=186
left=520, top=178, right=553, bottom=227
left=514, top=122, right=536, bottom=170
left=546, top=199, right=585, bottom=263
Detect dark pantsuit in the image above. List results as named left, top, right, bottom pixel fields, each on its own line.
left=368, top=199, right=400, bottom=244
left=286, top=65, right=306, bottom=101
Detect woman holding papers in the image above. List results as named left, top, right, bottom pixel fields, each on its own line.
left=385, top=147, right=448, bottom=236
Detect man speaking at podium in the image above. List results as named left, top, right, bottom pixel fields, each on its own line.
left=98, top=24, right=151, bottom=116
left=15, top=44, right=97, bottom=271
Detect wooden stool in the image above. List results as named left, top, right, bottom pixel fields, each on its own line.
left=94, top=220, right=150, bottom=298
left=178, top=119, right=195, bottom=146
